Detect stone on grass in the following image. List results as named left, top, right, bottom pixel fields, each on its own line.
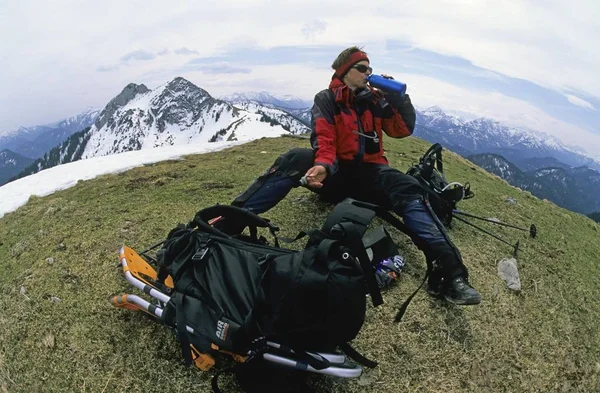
left=498, top=257, right=521, bottom=291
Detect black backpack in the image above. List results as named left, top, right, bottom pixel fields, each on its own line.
left=406, top=143, right=474, bottom=225
left=156, top=198, right=414, bottom=369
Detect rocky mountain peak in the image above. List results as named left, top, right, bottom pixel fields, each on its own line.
left=94, top=83, right=150, bottom=129
left=152, top=77, right=212, bottom=110
left=165, top=77, right=210, bottom=96
left=115, top=83, right=151, bottom=105
left=66, top=77, right=310, bottom=159
left=466, top=117, right=503, bottom=130
left=421, top=106, right=446, bottom=115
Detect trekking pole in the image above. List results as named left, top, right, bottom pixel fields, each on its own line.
left=453, top=209, right=537, bottom=238
left=452, top=214, right=520, bottom=257
left=139, top=240, right=166, bottom=254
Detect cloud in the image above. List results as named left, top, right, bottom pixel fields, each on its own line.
left=182, top=61, right=251, bottom=74
left=376, top=44, right=600, bottom=134
left=301, top=20, right=327, bottom=39
left=2, top=0, right=600, bottom=151
left=174, top=47, right=199, bottom=56
left=96, top=65, right=120, bottom=72
left=120, top=50, right=156, bottom=63
left=186, top=45, right=335, bottom=67
left=407, top=73, right=600, bottom=157
left=566, top=94, right=596, bottom=111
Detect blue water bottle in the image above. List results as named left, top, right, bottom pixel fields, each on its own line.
left=367, top=74, right=406, bottom=98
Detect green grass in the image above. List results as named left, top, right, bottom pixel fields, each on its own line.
left=1, top=136, right=599, bottom=392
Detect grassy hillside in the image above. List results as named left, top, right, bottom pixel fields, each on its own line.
left=1, top=136, right=599, bottom=393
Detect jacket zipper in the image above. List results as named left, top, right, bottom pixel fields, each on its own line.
left=354, top=105, right=365, bottom=162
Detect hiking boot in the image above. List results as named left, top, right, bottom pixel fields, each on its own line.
left=443, top=277, right=481, bottom=305
left=374, top=255, right=405, bottom=289
left=426, top=279, right=442, bottom=297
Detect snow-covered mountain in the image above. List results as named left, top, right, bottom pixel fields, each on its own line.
left=13, top=77, right=310, bottom=178
left=221, top=91, right=313, bottom=126
left=220, top=91, right=312, bottom=110
left=414, top=107, right=600, bottom=172
left=0, top=149, right=34, bottom=185
left=411, top=106, right=600, bottom=215
left=227, top=101, right=311, bottom=133
left=466, top=153, right=529, bottom=185
left=81, top=78, right=308, bottom=159
left=468, top=153, right=600, bottom=214
left=218, top=97, right=600, bottom=173
left=0, top=108, right=100, bottom=159
left=44, top=108, right=100, bottom=134
left=0, top=124, right=51, bottom=142
left=286, top=107, right=312, bottom=126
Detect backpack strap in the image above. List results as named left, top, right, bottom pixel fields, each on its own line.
left=341, top=199, right=440, bottom=322
left=194, top=204, right=279, bottom=232
left=338, top=342, right=378, bottom=368
left=173, top=292, right=193, bottom=366
left=394, top=270, right=429, bottom=322
left=337, top=221, right=383, bottom=307
left=422, top=142, right=444, bottom=172
left=277, top=228, right=328, bottom=245
left=343, top=199, right=428, bottom=251
left=190, top=204, right=281, bottom=246
left=434, top=144, right=443, bottom=174
left=320, top=199, right=376, bottom=236
left=317, top=198, right=432, bottom=308
left=313, top=200, right=384, bottom=306
left=463, top=182, right=474, bottom=199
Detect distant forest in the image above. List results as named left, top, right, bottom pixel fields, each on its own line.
left=587, top=212, right=600, bottom=223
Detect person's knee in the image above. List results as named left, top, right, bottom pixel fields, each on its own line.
left=376, top=168, right=426, bottom=210
left=402, top=200, right=445, bottom=241
left=231, top=148, right=313, bottom=208
left=275, top=148, right=314, bottom=180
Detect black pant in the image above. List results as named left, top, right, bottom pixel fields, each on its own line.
left=232, top=148, right=467, bottom=281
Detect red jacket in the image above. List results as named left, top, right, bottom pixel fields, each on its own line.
left=310, top=78, right=416, bottom=175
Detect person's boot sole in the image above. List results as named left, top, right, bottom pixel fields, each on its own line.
left=443, top=294, right=481, bottom=305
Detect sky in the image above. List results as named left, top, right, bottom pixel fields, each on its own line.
left=1, top=0, right=599, bottom=157
left=0, top=140, right=245, bottom=218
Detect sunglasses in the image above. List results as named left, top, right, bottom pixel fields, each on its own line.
left=352, top=64, right=372, bottom=74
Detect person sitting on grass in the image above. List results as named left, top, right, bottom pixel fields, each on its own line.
left=218, top=46, right=481, bottom=305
